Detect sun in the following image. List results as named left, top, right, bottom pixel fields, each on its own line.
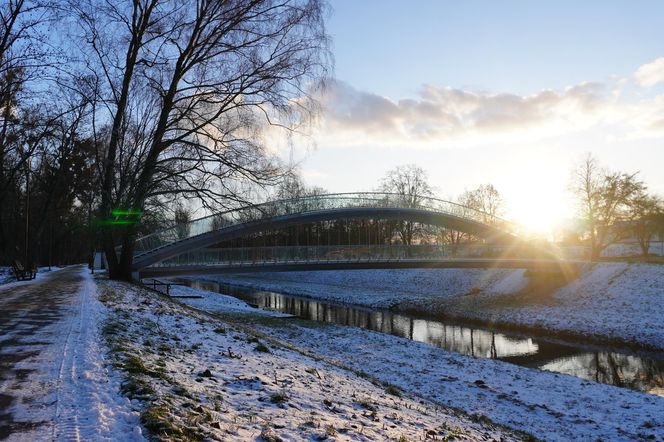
left=506, top=188, right=570, bottom=237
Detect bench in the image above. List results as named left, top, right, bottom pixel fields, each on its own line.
left=142, top=278, right=202, bottom=298
left=12, top=260, right=36, bottom=281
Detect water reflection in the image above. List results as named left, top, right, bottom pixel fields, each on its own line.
left=182, top=279, right=664, bottom=396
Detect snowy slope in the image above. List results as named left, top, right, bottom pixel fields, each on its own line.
left=98, top=278, right=519, bottom=441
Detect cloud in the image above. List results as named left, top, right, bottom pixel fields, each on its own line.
left=317, top=80, right=609, bottom=146
left=635, top=57, right=664, bottom=87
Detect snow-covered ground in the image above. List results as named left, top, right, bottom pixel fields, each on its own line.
left=457, top=262, right=664, bottom=350
left=603, top=241, right=664, bottom=257
left=0, top=265, right=63, bottom=287
left=99, top=278, right=519, bottom=441
left=0, top=266, right=12, bottom=284
left=5, top=264, right=661, bottom=440
left=201, top=262, right=664, bottom=350
left=0, top=266, right=142, bottom=440
left=167, top=283, right=291, bottom=317
left=192, top=268, right=529, bottom=309
left=171, top=284, right=664, bottom=441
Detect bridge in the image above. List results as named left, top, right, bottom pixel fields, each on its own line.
left=129, top=192, right=583, bottom=278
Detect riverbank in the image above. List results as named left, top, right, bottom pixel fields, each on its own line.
left=169, top=282, right=664, bottom=441
left=196, top=262, right=664, bottom=351
left=98, top=277, right=520, bottom=441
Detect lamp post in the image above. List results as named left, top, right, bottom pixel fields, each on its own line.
left=24, top=158, right=30, bottom=266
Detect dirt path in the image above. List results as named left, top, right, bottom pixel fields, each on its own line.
left=0, top=266, right=85, bottom=440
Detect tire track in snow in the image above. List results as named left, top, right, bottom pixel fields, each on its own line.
left=0, top=267, right=142, bottom=441
left=51, top=268, right=143, bottom=441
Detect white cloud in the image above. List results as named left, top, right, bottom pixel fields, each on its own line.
left=317, top=80, right=610, bottom=147
left=635, top=57, right=664, bottom=87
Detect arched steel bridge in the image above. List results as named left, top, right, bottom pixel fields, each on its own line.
left=129, top=192, right=581, bottom=278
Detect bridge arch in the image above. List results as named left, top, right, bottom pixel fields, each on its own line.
left=130, top=193, right=517, bottom=271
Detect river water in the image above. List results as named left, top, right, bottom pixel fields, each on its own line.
left=181, top=279, right=664, bottom=396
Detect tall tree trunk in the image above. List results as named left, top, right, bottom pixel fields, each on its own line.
left=97, top=0, right=158, bottom=279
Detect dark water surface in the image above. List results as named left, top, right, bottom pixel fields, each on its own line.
left=181, top=279, right=664, bottom=396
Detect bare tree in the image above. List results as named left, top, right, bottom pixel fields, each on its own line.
left=629, top=192, right=663, bottom=257
left=72, top=0, right=331, bottom=280
left=438, top=190, right=475, bottom=247
left=466, top=183, right=503, bottom=224
left=174, top=204, right=192, bottom=240
left=572, top=154, right=647, bottom=260
left=380, top=164, right=433, bottom=245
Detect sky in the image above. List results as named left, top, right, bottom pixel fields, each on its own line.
left=289, top=1, right=664, bottom=234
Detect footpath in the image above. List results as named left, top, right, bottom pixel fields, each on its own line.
left=0, top=266, right=141, bottom=441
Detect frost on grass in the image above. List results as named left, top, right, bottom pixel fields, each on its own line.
left=97, top=278, right=519, bottom=441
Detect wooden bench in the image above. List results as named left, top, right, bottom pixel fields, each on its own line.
left=142, top=278, right=202, bottom=298
left=12, top=260, right=36, bottom=281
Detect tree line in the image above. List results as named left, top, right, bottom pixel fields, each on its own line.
left=1, top=0, right=330, bottom=279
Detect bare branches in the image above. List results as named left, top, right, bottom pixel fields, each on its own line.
left=66, top=0, right=330, bottom=279
left=571, top=153, right=654, bottom=259
left=380, top=164, right=434, bottom=245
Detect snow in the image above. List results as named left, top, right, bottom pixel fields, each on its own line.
left=468, top=262, right=664, bottom=350
left=98, top=278, right=518, bottom=441
left=0, top=265, right=64, bottom=288
left=50, top=268, right=143, bottom=440
left=197, top=268, right=529, bottom=309
left=171, top=283, right=664, bottom=441
left=167, top=283, right=291, bottom=317
left=0, top=266, right=143, bottom=441
left=204, top=263, right=664, bottom=350
left=603, top=241, right=664, bottom=257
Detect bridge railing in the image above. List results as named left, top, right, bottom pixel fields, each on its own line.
left=153, top=244, right=517, bottom=267
left=131, top=193, right=516, bottom=259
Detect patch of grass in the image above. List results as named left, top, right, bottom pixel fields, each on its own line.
left=325, top=424, right=338, bottom=437
left=141, top=403, right=205, bottom=441
left=102, top=321, right=124, bottom=337
left=270, top=391, right=289, bottom=404
left=123, top=355, right=149, bottom=374
left=260, top=426, right=284, bottom=442
left=120, top=378, right=155, bottom=399
left=254, top=343, right=271, bottom=353
left=301, top=414, right=320, bottom=429
left=355, top=397, right=377, bottom=412
left=98, top=287, right=121, bottom=304
left=352, top=369, right=370, bottom=379
left=385, top=384, right=401, bottom=397
left=172, top=384, right=193, bottom=399
left=213, top=327, right=226, bottom=334
left=469, top=413, right=493, bottom=425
